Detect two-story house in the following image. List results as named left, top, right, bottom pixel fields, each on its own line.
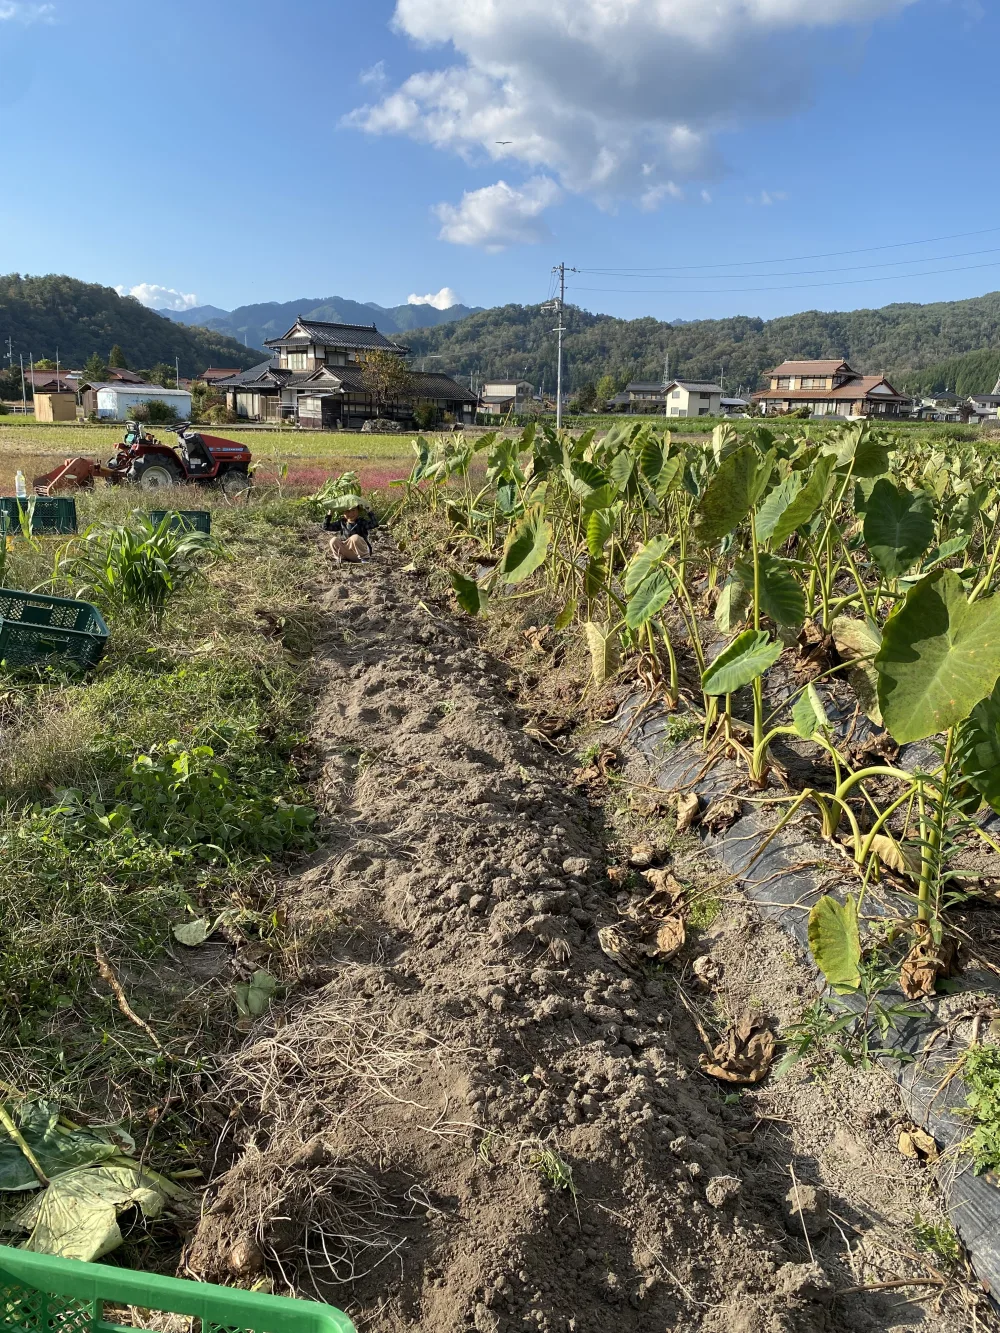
left=479, top=380, right=535, bottom=416
left=752, top=359, right=910, bottom=418
left=610, top=379, right=722, bottom=416
left=217, top=318, right=476, bottom=428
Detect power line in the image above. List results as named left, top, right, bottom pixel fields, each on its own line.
left=568, top=257, right=1000, bottom=297
left=575, top=223, right=1000, bottom=274
left=575, top=244, right=1000, bottom=283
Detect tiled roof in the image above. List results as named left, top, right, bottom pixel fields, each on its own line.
left=671, top=380, right=723, bottom=393
left=753, top=375, right=907, bottom=402
left=767, top=359, right=853, bottom=376
left=264, top=319, right=407, bottom=353
left=223, top=361, right=475, bottom=403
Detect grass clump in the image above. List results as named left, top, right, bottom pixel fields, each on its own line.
left=62, top=515, right=224, bottom=616
left=912, top=1212, right=961, bottom=1268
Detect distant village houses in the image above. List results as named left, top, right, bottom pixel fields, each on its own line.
left=610, top=380, right=723, bottom=417
left=217, top=318, right=476, bottom=429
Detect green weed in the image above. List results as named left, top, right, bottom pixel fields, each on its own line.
left=962, top=1046, right=1000, bottom=1173
left=912, top=1212, right=961, bottom=1268
left=62, top=515, right=224, bottom=616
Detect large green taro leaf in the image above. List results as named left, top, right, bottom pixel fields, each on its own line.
left=498, top=510, right=552, bottom=584
left=957, top=681, right=1000, bottom=813
left=808, top=895, right=861, bottom=994
left=862, top=479, right=934, bottom=579
left=695, top=445, right=761, bottom=546
left=701, top=629, right=783, bottom=696
left=875, top=569, right=1000, bottom=743
left=734, top=553, right=805, bottom=627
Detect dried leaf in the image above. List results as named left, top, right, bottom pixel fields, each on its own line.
left=597, top=925, right=641, bottom=969
left=701, top=797, right=742, bottom=833
left=900, top=934, right=957, bottom=999
left=869, top=834, right=922, bottom=878
left=607, top=865, right=629, bottom=885
left=898, top=1126, right=938, bottom=1162
left=699, top=1014, right=776, bottom=1084
left=676, top=792, right=700, bottom=834
left=650, top=915, right=685, bottom=961
left=640, top=868, right=686, bottom=915
left=692, top=955, right=723, bottom=988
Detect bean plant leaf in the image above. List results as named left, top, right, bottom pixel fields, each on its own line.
left=792, top=683, right=829, bottom=738
left=624, top=535, right=671, bottom=595
left=450, top=570, right=488, bottom=616
left=735, top=554, right=805, bottom=627
left=583, top=622, right=620, bottom=686
left=695, top=444, right=761, bottom=545
left=498, top=510, right=552, bottom=584
left=235, top=969, right=278, bottom=1019
left=586, top=509, right=613, bottom=559
left=714, top=576, right=751, bottom=634
left=957, top=681, right=1000, bottom=813
left=770, top=454, right=836, bottom=544
left=808, top=895, right=861, bottom=994
left=701, top=629, right=783, bottom=696
left=863, top=480, right=935, bottom=579
left=172, top=918, right=211, bottom=947
left=625, top=571, right=675, bottom=630
left=875, top=569, right=1000, bottom=743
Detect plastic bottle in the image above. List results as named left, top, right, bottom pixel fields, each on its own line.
left=14, top=470, right=27, bottom=499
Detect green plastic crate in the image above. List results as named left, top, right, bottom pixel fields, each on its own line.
left=149, top=510, right=212, bottom=535
left=0, top=1245, right=355, bottom=1333
left=0, top=590, right=109, bottom=672
left=0, top=497, right=78, bottom=536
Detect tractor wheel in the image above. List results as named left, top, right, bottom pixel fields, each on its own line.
left=221, top=468, right=252, bottom=498
left=130, top=455, right=183, bottom=491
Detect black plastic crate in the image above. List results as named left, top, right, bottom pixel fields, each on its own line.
left=0, top=496, right=78, bottom=536
left=149, top=509, right=212, bottom=534
left=0, top=589, right=108, bottom=671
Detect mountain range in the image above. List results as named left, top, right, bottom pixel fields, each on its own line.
left=165, top=295, right=482, bottom=350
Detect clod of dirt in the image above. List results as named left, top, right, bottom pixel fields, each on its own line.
left=900, top=930, right=958, bottom=999
left=898, top=1125, right=939, bottom=1162
left=675, top=791, right=700, bottom=833
left=783, top=1183, right=829, bottom=1239
left=776, top=1261, right=834, bottom=1305
left=705, top=1174, right=742, bottom=1208
left=627, top=790, right=669, bottom=817
left=701, top=796, right=743, bottom=834
left=700, top=1014, right=776, bottom=1084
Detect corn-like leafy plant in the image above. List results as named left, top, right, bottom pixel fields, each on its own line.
left=62, top=513, right=224, bottom=616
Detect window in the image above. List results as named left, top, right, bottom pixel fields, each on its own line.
left=775, top=376, right=792, bottom=389
left=698, top=407, right=710, bottom=415
left=800, top=376, right=827, bottom=389
left=285, top=351, right=309, bottom=370
left=671, top=389, right=681, bottom=398
left=669, top=407, right=679, bottom=415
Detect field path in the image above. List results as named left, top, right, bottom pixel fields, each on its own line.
left=184, top=540, right=970, bottom=1333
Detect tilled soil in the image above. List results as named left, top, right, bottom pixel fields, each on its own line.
left=186, top=543, right=979, bottom=1333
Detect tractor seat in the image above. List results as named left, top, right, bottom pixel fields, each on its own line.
left=182, top=434, right=213, bottom=470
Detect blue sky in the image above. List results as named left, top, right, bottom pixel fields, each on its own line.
left=2, top=0, right=998, bottom=324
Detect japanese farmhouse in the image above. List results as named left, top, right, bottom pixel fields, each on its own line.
left=752, top=360, right=910, bottom=418
left=216, top=318, right=476, bottom=429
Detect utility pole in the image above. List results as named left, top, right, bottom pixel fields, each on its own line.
left=719, top=364, right=725, bottom=395
left=175, top=356, right=180, bottom=389
left=5, top=336, right=12, bottom=368
left=663, top=351, right=670, bottom=418
left=56, top=346, right=60, bottom=389
left=19, top=353, right=26, bottom=414
left=543, top=261, right=577, bottom=430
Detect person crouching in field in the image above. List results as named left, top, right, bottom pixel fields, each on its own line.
left=324, top=497, right=376, bottom=563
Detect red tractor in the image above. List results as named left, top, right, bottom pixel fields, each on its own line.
left=34, top=422, right=253, bottom=496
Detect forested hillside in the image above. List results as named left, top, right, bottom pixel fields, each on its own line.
left=401, top=292, right=1000, bottom=393
left=168, top=295, right=481, bottom=347
left=0, top=275, right=263, bottom=375
left=896, top=347, right=1000, bottom=397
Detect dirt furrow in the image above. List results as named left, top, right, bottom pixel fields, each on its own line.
left=185, top=546, right=971, bottom=1333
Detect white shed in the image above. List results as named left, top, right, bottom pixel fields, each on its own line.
left=94, top=384, right=192, bottom=421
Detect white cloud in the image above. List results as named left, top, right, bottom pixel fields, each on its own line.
left=359, top=59, right=387, bottom=87
left=0, top=2, right=55, bottom=21
left=408, top=286, right=462, bottom=309
left=116, top=283, right=199, bottom=311
left=750, top=189, right=788, bottom=205
left=701, top=189, right=713, bottom=204
left=434, top=177, right=560, bottom=251
left=349, top=0, right=916, bottom=222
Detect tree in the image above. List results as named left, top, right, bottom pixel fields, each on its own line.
left=34, top=357, right=56, bottom=370
left=147, top=363, right=176, bottom=388
left=360, top=349, right=414, bottom=417
left=108, top=344, right=129, bottom=369
left=595, top=373, right=618, bottom=410
left=573, top=381, right=597, bottom=413
left=82, top=352, right=106, bottom=383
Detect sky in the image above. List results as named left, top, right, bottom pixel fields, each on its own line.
left=1, top=0, right=999, bottom=324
